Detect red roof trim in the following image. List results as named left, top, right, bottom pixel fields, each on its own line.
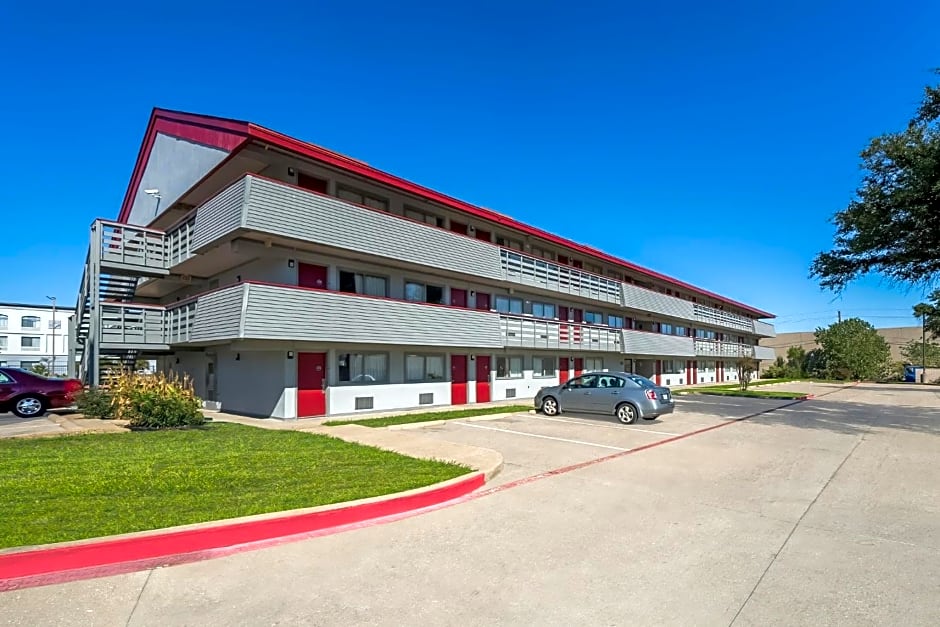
left=116, top=109, right=251, bottom=223
left=246, top=124, right=773, bottom=318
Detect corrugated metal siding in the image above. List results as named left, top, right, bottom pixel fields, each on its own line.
left=622, top=283, right=695, bottom=320
left=242, top=284, right=503, bottom=347
left=754, top=345, right=776, bottom=361
left=244, top=177, right=504, bottom=280
left=189, top=285, right=245, bottom=342
left=622, top=330, right=695, bottom=357
left=754, top=320, right=776, bottom=338
left=190, top=178, right=247, bottom=251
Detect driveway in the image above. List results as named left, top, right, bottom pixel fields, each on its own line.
left=0, top=413, right=68, bottom=439
left=4, top=383, right=940, bottom=626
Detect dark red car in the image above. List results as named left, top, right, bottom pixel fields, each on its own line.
left=0, top=367, right=83, bottom=418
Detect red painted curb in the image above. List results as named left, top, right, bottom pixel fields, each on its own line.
left=0, top=472, right=484, bottom=587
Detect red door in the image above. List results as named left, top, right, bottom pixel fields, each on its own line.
left=450, top=221, right=468, bottom=235
left=475, top=228, right=491, bottom=242
left=451, top=355, right=468, bottom=405
left=574, top=357, right=584, bottom=376
left=297, top=172, right=328, bottom=193
left=572, top=259, right=583, bottom=269
left=475, top=356, right=491, bottom=403
left=559, top=357, right=570, bottom=384
left=558, top=306, right=569, bottom=321
left=451, top=288, right=468, bottom=308
left=572, top=309, right=583, bottom=323
left=297, top=352, right=326, bottom=417
left=298, top=263, right=328, bottom=289
left=475, top=292, right=491, bottom=311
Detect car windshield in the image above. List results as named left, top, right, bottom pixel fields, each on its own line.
left=625, top=374, right=656, bottom=388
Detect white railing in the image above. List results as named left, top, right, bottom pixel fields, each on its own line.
left=166, top=215, right=196, bottom=266
left=499, top=315, right=622, bottom=352
left=694, top=339, right=754, bottom=359
left=693, top=304, right=755, bottom=333
left=500, top=250, right=623, bottom=304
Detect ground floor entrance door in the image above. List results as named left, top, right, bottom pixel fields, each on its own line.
left=451, top=355, right=468, bottom=405
left=475, top=356, right=491, bottom=403
left=559, top=357, right=570, bottom=384
left=298, top=352, right=327, bottom=417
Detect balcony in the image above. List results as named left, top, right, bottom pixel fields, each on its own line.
left=500, top=315, right=622, bottom=352
left=99, top=303, right=169, bottom=350
left=621, top=329, right=695, bottom=357
left=753, top=320, right=776, bottom=338
left=693, top=304, right=754, bottom=333
left=95, top=221, right=169, bottom=277
left=499, top=250, right=623, bottom=305
left=694, top=339, right=754, bottom=359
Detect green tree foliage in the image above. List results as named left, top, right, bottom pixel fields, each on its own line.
left=811, top=73, right=940, bottom=290
left=764, top=346, right=811, bottom=379
left=814, top=318, right=890, bottom=380
left=735, top=356, right=758, bottom=390
left=913, top=291, right=940, bottom=339
left=900, top=339, right=940, bottom=367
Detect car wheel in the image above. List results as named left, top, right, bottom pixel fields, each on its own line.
left=13, top=395, right=47, bottom=419
left=541, top=396, right=559, bottom=416
left=616, top=402, right=638, bottom=425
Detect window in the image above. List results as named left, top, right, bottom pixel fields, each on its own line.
left=606, top=269, right=624, bottom=281
left=404, top=206, right=446, bottom=228
left=339, top=271, right=387, bottom=297
left=700, top=360, right=716, bottom=371
left=496, top=235, right=523, bottom=251
left=494, top=296, right=523, bottom=315
left=530, top=245, right=555, bottom=260
left=662, top=360, right=683, bottom=375
left=597, top=375, right=625, bottom=388
left=48, top=320, right=62, bottom=330
left=21, top=316, right=40, bottom=329
left=674, top=326, right=687, bottom=337
left=660, top=323, right=673, bottom=335
left=405, top=281, right=445, bottom=305
left=695, top=329, right=717, bottom=340
left=336, top=185, right=389, bottom=212
left=406, top=354, right=446, bottom=382
left=532, top=356, right=556, bottom=377
left=583, top=357, right=604, bottom=372
left=0, top=336, right=6, bottom=350
left=21, top=336, right=41, bottom=350
left=19, top=361, right=39, bottom=370
left=0, top=371, right=12, bottom=383
left=531, top=302, right=556, bottom=319
left=338, top=353, right=388, bottom=384
left=568, top=374, right=598, bottom=389
left=496, top=356, right=523, bottom=379
left=585, top=262, right=603, bottom=275
left=0, top=314, right=7, bottom=329
left=583, top=311, right=604, bottom=325
left=608, top=315, right=624, bottom=328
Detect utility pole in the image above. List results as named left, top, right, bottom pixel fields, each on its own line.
left=46, top=295, right=57, bottom=376
left=922, top=310, right=927, bottom=383
left=837, top=310, right=842, bottom=323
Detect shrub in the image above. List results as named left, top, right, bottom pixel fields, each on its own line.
left=110, top=370, right=205, bottom=430
left=75, top=387, right=114, bottom=419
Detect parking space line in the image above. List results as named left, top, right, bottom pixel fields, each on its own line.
left=531, top=415, right=682, bottom=436
left=455, top=422, right=631, bottom=451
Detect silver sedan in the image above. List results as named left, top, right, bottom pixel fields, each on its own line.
left=534, top=371, right=675, bottom=424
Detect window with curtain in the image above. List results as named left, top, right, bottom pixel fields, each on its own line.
left=21, top=336, right=41, bottom=349
left=496, top=356, right=523, bottom=379
left=337, top=353, right=388, bottom=384
left=336, top=185, right=389, bottom=212
left=0, top=336, right=7, bottom=350
left=21, top=316, right=40, bottom=329
left=608, top=315, right=624, bottom=328
left=532, top=356, right=556, bottom=377
left=531, top=302, right=556, bottom=319
left=405, top=281, right=445, bottom=304
left=495, top=296, right=523, bottom=314
left=338, top=271, right=387, bottom=297
left=583, top=357, right=604, bottom=371
left=0, top=314, right=7, bottom=329
left=406, top=354, right=446, bottom=382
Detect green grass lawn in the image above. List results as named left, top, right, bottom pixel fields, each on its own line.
left=0, top=423, right=469, bottom=549
left=324, top=404, right=532, bottom=428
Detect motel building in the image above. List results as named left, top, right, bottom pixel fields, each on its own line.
left=69, top=109, right=777, bottom=419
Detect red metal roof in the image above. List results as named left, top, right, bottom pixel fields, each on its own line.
left=117, top=108, right=774, bottom=318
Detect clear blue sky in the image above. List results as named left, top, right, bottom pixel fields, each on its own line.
left=1, top=1, right=938, bottom=332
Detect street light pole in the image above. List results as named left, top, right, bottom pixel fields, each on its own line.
left=46, top=296, right=57, bottom=376
left=922, top=311, right=927, bottom=384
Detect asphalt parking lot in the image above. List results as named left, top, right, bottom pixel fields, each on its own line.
left=4, top=382, right=940, bottom=626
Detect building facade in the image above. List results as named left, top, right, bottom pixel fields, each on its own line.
left=71, top=109, right=777, bottom=418
left=761, top=326, right=924, bottom=364
left=1, top=302, right=74, bottom=375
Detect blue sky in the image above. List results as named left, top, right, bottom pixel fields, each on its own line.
left=1, top=1, right=938, bottom=332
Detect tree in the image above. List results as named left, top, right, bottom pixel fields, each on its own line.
left=814, top=318, right=890, bottom=380
left=913, top=292, right=940, bottom=339
left=900, top=339, right=940, bottom=367
left=785, top=346, right=808, bottom=377
left=735, top=356, right=758, bottom=390
left=28, top=361, right=52, bottom=377
left=811, top=72, right=940, bottom=290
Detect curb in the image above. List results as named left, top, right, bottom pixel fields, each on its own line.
left=0, top=471, right=484, bottom=591
left=385, top=411, right=524, bottom=430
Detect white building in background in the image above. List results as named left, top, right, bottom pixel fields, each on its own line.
left=0, top=302, right=74, bottom=375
